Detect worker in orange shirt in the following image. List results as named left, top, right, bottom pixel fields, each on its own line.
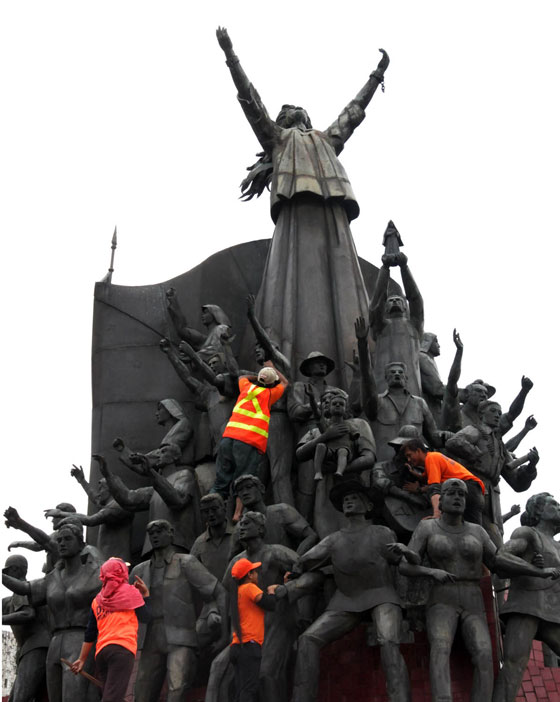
left=230, top=558, right=278, bottom=702
left=402, top=438, right=485, bottom=523
left=210, top=362, right=288, bottom=520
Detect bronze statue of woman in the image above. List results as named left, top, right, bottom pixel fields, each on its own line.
left=216, top=27, right=389, bottom=388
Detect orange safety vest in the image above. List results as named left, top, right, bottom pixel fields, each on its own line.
left=222, top=378, right=284, bottom=453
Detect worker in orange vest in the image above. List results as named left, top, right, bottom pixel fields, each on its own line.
left=210, top=362, right=288, bottom=521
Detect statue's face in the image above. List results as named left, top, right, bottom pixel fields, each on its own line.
left=155, top=404, right=172, bottom=425
left=255, top=344, right=266, bottom=365
left=201, top=308, right=214, bottom=326
left=467, top=384, right=488, bottom=408
left=201, top=500, right=226, bottom=528
left=147, top=524, right=174, bottom=550
left=237, top=481, right=261, bottom=507
left=308, top=360, right=328, bottom=377
left=342, top=492, right=370, bottom=516
left=3, top=562, right=27, bottom=580
left=238, top=515, right=261, bottom=541
left=540, top=496, right=560, bottom=528
left=283, top=106, right=310, bottom=127
left=55, top=530, right=82, bottom=558
left=429, top=336, right=440, bottom=357
left=385, top=364, right=407, bottom=388
left=480, top=403, right=501, bottom=428
left=207, top=355, right=225, bottom=374
left=385, top=296, right=406, bottom=317
left=329, top=395, right=347, bottom=417
left=440, top=482, right=467, bottom=516
left=97, top=479, right=111, bottom=505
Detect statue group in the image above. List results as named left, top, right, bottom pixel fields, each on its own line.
left=3, top=28, right=560, bottom=702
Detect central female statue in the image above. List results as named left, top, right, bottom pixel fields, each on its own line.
left=217, top=27, right=389, bottom=387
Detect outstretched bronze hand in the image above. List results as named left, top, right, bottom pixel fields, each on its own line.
left=216, top=27, right=234, bottom=55
left=376, top=48, right=390, bottom=73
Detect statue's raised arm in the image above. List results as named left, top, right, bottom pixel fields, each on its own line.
left=325, top=49, right=390, bottom=154
left=216, top=27, right=277, bottom=150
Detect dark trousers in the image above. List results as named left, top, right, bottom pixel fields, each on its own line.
left=95, top=644, right=135, bottom=702
left=211, top=438, right=263, bottom=498
left=464, top=480, right=485, bottom=525
left=230, top=642, right=262, bottom=702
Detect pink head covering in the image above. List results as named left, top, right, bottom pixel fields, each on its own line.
left=96, top=558, right=145, bottom=612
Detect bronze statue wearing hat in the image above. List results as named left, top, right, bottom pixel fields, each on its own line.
left=287, top=351, right=337, bottom=520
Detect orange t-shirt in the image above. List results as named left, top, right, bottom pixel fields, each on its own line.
left=230, top=582, right=265, bottom=645
left=222, top=377, right=285, bottom=453
left=424, top=452, right=485, bottom=494
left=92, top=597, right=139, bottom=656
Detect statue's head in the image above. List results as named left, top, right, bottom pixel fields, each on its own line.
left=465, top=383, right=488, bottom=409
left=207, top=353, right=226, bottom=375
left=385, top=295, right=408, bottom=318
left=255, top=343, right=266, bottom=365
left=325, top=388, right=349, bottom=419
left=156, top=399, right=185, bottom=425
left=2, top=554, right=28, bottom=580
left=385, top=361, right=408, bottom=389
left=52, top=503, right=76, bottom=530
left=146, top=519, right=174, bottom=550
left=300, top=351, right=335, bottom=379
left=478, top=400, right=502, bottom=428
left=200, top=304, right=231, bottom=328
left=422, top=332, right=440, bottom=357
left=55, top=522, right=85, bottom=558
left=97, top=479, right=111, bottom=505
left=239, top=511, right=266, bottom=542
left=329, top=478, right=374, bottom=518
left=521, top=493, right=560, bottom=530
left=234, top=474, right=265, bottom=506
left=440, top=479, right=467, bottom=516
left=276, top=104, right=312, bottom=129
left=200, top=493, right=227, bottom=528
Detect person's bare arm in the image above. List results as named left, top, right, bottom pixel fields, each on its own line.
left=263, top=360, right=289, bottom=387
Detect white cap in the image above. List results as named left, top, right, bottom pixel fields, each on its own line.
left=257, top=367, right=279, bottom=385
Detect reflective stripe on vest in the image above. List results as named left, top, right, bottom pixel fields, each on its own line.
left=223, top=383, right=272, bottom=450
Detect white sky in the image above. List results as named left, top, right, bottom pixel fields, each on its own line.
left=1, top=1, right=559, bottom=586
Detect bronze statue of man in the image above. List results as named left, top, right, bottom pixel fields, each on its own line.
left=2, top=555, right=50, bottom=702
left=130, top=519, right=227, bottom=702
left=369, top=227, right=424, bottom=397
